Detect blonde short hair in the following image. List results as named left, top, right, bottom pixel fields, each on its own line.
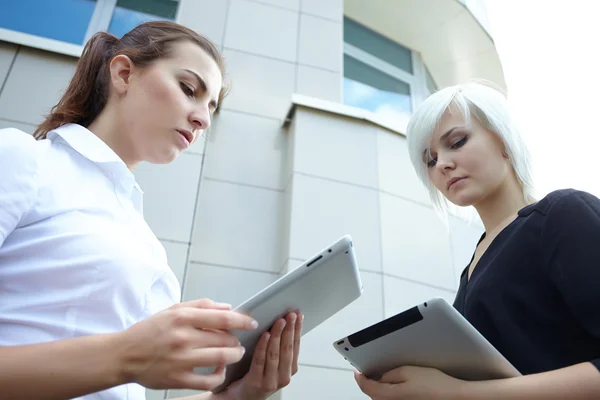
left=406, top=81, right=534, bottom=218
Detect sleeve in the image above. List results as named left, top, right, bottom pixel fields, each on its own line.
left=542, top=190, right=600, bottom=372
left=0, top=128, right=41, bottom=246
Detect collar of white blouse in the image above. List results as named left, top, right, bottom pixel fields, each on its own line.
left=47, top=123, right=144, bottom=214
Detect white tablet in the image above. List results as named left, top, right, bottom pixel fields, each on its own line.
left=333, top=297, right=520, bottom=381
left=210, top=234, right=363, bottom=393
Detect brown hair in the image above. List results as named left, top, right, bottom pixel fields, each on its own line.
left=34, top=20, right=228, bottom=140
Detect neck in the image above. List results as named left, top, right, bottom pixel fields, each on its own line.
left=474, top=176, right=531, bottom=233
left=87, top=106, right=139, bottom=171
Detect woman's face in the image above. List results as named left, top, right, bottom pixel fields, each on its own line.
left=425, top=109, right=513, bottom=207
left=114, top=40, right=223, bottom=165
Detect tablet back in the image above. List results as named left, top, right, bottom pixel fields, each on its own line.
left=333, top=297, right=520, bottom=381
left=212, top=234, right=363, bottom=392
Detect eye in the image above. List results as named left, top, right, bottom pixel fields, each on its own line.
left=423, top=150, right=437, bottom=168
left=180, top=82, right=195, bottom=98
left=450, top=136, right=467, bottom=149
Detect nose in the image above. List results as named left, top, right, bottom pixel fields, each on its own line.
left=189, top=106, right=211, bottom=132
left=436, top=152, right=455, bottom=171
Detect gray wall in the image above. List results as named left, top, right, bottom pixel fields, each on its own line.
left=0, top=41, right=77, bottom=132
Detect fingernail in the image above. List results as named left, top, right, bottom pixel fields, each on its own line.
left=250, top=319, right=259, bottom=329
left=241, top=346, right=246, bottom=355
left=290, top=313, right=297, bottom=323
left=218, top=302, right=232, bottom=309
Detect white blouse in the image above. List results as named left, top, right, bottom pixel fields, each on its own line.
left=0, top=124, right=181, bottom=400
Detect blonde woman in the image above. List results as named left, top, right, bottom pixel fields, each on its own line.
left=355, top=82, right=600, bottom=399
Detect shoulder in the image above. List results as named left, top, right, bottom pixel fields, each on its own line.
left=0, top=128, right=43, bottom=165
left=531, top=189, right=600, bottom=252
left=0, top=128, right=51, bottom=188
left=518, top=189, right=600, bottom=251
left=520, top=188, right=599, bottom=219
left=0, top=127, right=37, bottom=146
left=0, top=128, right=36, bottom=146
left=545, top=189, right=599, bottom=217
left=0, top=129, right=50, bottom=242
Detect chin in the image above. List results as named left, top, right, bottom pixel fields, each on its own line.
left=447, top=198, right=474, bottom=207
left=148, top=149, right=181, bottom=165
left=445, top=191, right=481, bottom=208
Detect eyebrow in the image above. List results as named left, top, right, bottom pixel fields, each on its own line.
left=440, top=126, right=464, bottom=141
left=421, top=126, right=466, bottom=159
left=182, top=69, right=219, bottom=110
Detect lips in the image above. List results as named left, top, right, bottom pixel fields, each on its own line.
left=447, top=177, right=465, bottom=190
left=176, top=129, right=194, bottom=145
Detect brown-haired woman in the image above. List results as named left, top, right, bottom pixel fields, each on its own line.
left=0, top=21, right=301, bottom=400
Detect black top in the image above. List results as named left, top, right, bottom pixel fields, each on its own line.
left=454, top=189, right=600, bottom=375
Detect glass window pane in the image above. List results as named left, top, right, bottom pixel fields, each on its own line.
left=344, top=17, right=413, bottom=74
left=426, top=66, right=438, bottom=94
left=0, top=0, right=96, bottom=45
left=108, top=0, right=179, bottom=38
left=344, top=55, right=412, bottom=129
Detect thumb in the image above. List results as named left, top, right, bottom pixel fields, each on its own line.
left=354, top=370, right=383, bottom=396
left=380, top=366, right=410, bottom=384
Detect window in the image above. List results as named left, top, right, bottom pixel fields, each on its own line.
left=0, top=0, right=179, bottom=56
left=108, top=0, right=179, bottom=38
left=343, top=17, right=434, bottom=131
left=344, top=17, right=413, bottom=75
left=343, top=54, right=412, bottom=126
left=0, top=0, right=97, bottom=45
left=425, top=66, right=438, bottom=95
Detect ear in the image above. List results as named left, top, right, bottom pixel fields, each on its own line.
left=108, top=54, right=135, bottom=95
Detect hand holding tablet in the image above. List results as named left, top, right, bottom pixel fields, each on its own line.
left=210, top=234, right=363, bottom=393
left=333, top=297, right=520, bottom=382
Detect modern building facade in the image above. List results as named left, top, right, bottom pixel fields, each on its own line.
left=0, top=1, right=502, bottom=398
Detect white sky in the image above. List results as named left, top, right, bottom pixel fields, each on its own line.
left=484, top=0, right=600, bottom=198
